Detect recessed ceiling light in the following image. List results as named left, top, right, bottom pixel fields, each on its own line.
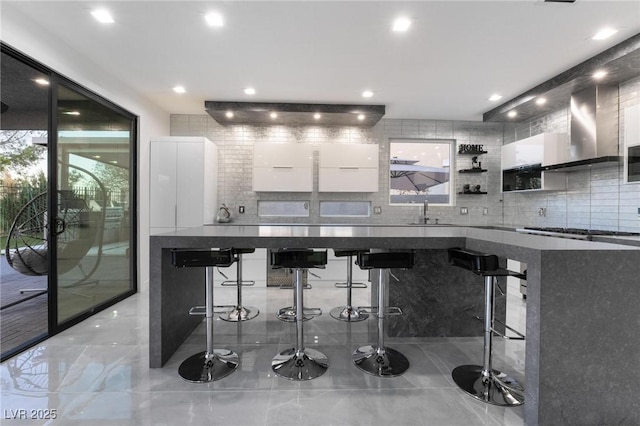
left=244, top=87, right=256, bottom=95
left=392, top=17, right=411, bottom=32
left=34, top=78, right=49, bottom=86
left=488, top=94, right=502, bottom=102
left=592, top=27, right=618, bottom=40
left=362, top=90, right=374, bottom=98
left=593, top=70, right=608, bottom=80
left=63, top=111, right=80, bottom=116
left=111, top=160, right=118, bottom=164
left=313, top=113, right=321, bottom=120
left=91, top=9, right=114, bottom=24
left=536, top=97, right=547, bottom=105
left=173, top=85, right=186, bottom=94
left=93, top=155, right=101, bottom=159
left=507, top=111, right=517, bottom=118
left=225, top=111, right=234, bottom=118
left=357, top=114, right=366, bottom=121
left=270, top=112, right=278, bottom=119
left=205, top=12, right=224, bottom=27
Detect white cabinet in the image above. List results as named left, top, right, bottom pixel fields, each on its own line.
left=501, top=133, right=569, bottom=170
left=150, top=137, right=218, bottom=235
left=318, top=144, right=379, bottom=192
left=501, top=134, right=568, bottom=192
left=624, top=105, right=640, bottom=184
left=252, top=143, right=313, bottom=192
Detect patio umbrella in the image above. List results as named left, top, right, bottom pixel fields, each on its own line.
left=390, top=157, right=449, bottom=193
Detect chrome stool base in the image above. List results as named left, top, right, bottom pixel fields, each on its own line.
left=352, top=345, right=409, bottom=377
left=452, top=365, right=524, bottom=406
left=330, top=305, right=369, bottom=322
left=220, top=305, right=260, bottom=322
left=178, top=349, right=240, bottom=383
left=276, top=306, right=320, bottom=322
left=272, top=348, right=328, bottom=381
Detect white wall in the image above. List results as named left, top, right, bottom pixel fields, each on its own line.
left=1, top=4, right=170, bottom=291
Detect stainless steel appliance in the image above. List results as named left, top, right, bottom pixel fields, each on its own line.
left=516, top=227, right=640, bottom=240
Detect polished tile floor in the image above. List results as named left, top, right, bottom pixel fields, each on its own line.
left=1, top=282, right=526, bottom=425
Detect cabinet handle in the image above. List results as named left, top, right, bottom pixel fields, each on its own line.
left=175, top=204, right=177, bottom=227
left=272, top=166, right=293, bottom=169
left=339, top=167, right=359, bottom=170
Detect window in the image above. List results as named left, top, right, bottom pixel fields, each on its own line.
left=389, top=139, right=453, bottom=205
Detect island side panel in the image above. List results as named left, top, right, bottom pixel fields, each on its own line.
left=387, top=249, right=506, bottom=337
left=537, top=249, right=640, bottom=425
left=149, top=241, right=206, bottom=367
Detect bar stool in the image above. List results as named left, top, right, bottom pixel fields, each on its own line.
left=275, top=253, right=321, bottom=322
left=353, top=251, right=415, bottom=377
left=447, top=247, right=526, bottom=407
left=330, top=249, right=369, bottom=322
left=171, top=248, right=239, bottom=383
left=271, top=249, right=329, bottom=381
left=218, top=248, right=259, bottom=322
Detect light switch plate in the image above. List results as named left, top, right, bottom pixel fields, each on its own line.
left=374, top=206, right=382, bottom=215
left=239, top=206, right=245, bottom=214
left=483, top=207, right=489, bottom=215
left=460, top=207, right=468, bottom=215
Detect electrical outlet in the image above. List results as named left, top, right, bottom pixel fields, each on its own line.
left=239, top=206, right=245, bottom=214
left=373, top=206, right=382, bottom=215
left=483, top=207, right=489, bottom=216
left=460, top=207, right=468, bottom=215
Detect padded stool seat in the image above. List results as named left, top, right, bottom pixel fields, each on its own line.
left=352, top=251, right=414, bottom=377
left=447, top=247, right=525, bottom=407
left=218, top=248, right=259, bottom=322
left=271, top=249, right=329, bottom=381
left=171, top=248, right=239, bottom=383
left=330, top=249, right=369, bottom=322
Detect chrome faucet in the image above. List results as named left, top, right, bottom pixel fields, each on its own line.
left=423, top=199, right=429, bottom=224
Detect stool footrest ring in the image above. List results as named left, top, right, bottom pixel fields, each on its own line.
left=221, top=280, right=255, bottom=287
left=279, top=283, right=312, bottom=290
left=188, top=306, right=206, bottom=316
left=335, top=282, right=368, bottom=289
left=357, top=306, right=403, bottom=316
left=213, top=304, right=235, bottom=314
left=474, top=316, right=526, bottom=340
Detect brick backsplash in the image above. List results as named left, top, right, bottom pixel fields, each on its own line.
left=170, top=77, right=639, bottom=232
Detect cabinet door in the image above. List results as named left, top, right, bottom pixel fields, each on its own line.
left=320, top=144, right=378, bottom=168
left=150, top=141, right=178, bottom=228
left=319, top=167, right=378, bottom=192
left=253, top=143, right=313, bottom=168
left=253, top=167, right=313, bottom=192
left=176, top=142, right=205, bottom=228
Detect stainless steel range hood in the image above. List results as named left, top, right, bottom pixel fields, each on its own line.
left=543, top=85, right=620, bottom=171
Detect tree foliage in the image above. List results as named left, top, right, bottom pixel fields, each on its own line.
left=0, top=130, right=47, bottom=175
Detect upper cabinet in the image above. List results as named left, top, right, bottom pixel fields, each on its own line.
left=319, top=144, right=379, bottom=192
left=501, top=133, right=568, bottom=192
left=252, top=143, right=313, bottom=192
left=501, top=133, right=569, bottom=170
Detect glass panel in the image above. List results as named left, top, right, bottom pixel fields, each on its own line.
left=320, top=201, right=370, bottom=217
left=258, top=201, right=309, bottom=217
left=390, top=139, right=452, bottom=205
left=0, top=50, right=50, bottom=359
left=56, top=85, right=133, bottom=324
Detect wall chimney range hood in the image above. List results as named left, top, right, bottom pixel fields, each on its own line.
left=543, top=85, right=620, bottom=171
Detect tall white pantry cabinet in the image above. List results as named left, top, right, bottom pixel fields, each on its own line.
left=149, top=137, right=218, bottom=235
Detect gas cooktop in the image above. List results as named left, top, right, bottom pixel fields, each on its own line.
left=516, top=227, right=640, bottom=240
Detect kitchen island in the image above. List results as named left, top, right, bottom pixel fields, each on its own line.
left=149, top=225, right=640, bottom=426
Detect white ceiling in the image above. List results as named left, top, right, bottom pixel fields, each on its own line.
left=3, top=1, right=640, bottom=121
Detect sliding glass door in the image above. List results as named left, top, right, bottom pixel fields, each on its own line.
left=54, top=83, right=136, bottom=324
left=1, top=43, right=137, bottom=361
